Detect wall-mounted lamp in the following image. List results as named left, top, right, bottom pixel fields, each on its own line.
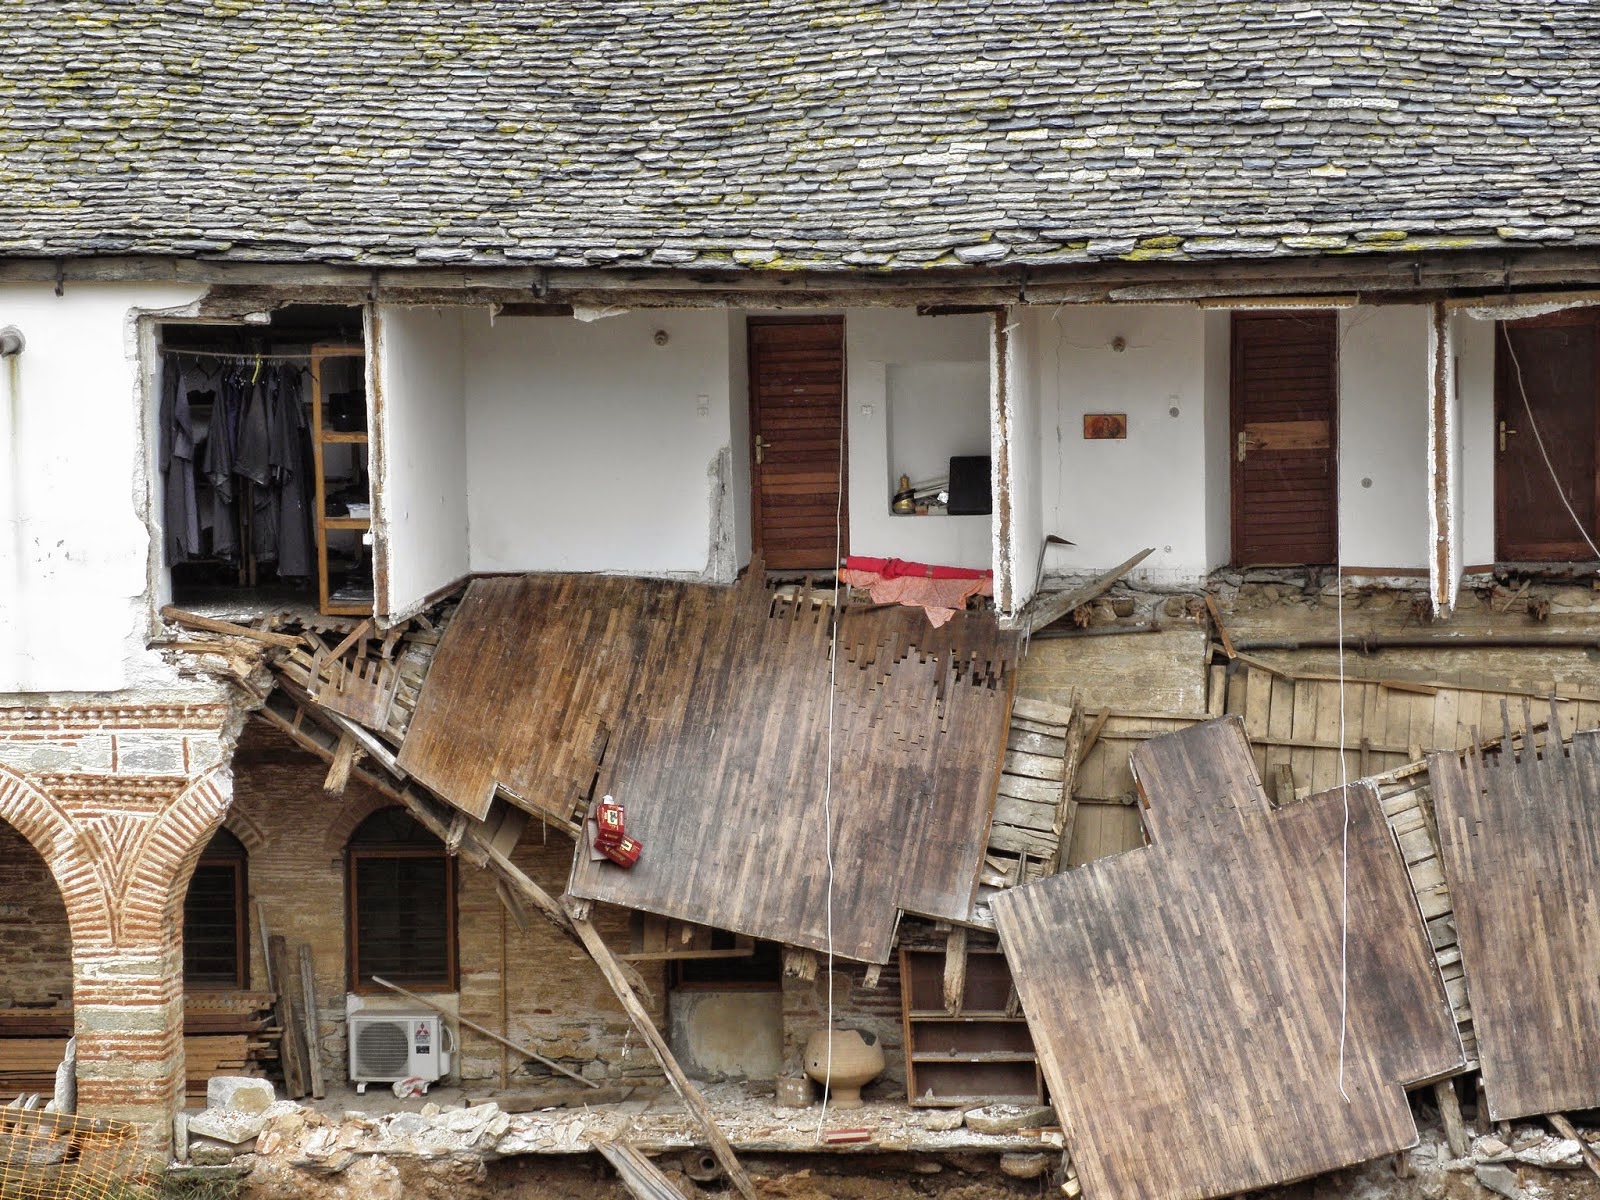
left=1110, top=335, right=1127, bottom=353
left=0, top=326, right=24, bottom=357
left=653, top=329, right=670, bottom=346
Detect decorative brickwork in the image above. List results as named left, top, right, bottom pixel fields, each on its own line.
left=0, top=703, right=238, bottom=1151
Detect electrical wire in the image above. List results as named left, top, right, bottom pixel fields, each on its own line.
left=157, top=347, right=321, bottom=362
left=1335, top=557, right=1352, bottom=1104
left=1501, top=325, right=1600, bottom=561
left=813, top=348, right=847, bottom=1139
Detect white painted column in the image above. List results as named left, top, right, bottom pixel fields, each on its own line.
left=1427, top=302, right=1460, bottom=616
left=991, top=307, right=1040, bottom=615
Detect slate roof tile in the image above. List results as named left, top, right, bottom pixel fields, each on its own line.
left=4, top=0, right=1599, bottom=271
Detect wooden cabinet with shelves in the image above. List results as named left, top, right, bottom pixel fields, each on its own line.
left=309, top=345, right=374, bottom=616
left=900, top=945, right=1043, bottom=1107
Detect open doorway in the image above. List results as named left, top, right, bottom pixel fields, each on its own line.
left=158, top=305, right=373, bottom=616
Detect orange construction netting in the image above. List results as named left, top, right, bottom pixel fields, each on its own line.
left=0, top=1107, right=153, bottom=1200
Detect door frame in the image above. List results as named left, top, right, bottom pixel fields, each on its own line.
left=746, top=315, right=848, bottom=569
left=1493, top=308, right=1600, bottom=563
left=1229, top=310, right=1340, bottom=567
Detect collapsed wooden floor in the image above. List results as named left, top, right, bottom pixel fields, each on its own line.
left=159, top=575, right=1600, bottom=1200
left=993, top=719, right=1463, bottom=1200
left=400, top=570, right=1020, bottom=963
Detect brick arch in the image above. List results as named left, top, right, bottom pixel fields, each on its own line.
left=323, top=793, right=405, bottom=858
left=219, top=808, right=268, bottom=857
left=0, top=763, right=114, bottom=947
left=126, top=767, right=233, bottom=941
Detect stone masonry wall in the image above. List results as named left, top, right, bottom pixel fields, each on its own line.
left=0, top=821, right=72, bottom=1004
left=229, top=722, right=668, bottom=1091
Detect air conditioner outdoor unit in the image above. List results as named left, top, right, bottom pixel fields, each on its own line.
left=348, top=1011, right=453, bottom=1093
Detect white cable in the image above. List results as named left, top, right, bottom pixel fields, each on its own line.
left=814, top=345, right=847, bottom=1139
left=1335, top=558, right=1351, bottom=1104
left=1502, top=326, right=1600, bottom=561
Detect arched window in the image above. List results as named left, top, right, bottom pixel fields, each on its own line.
left=346, top=808, right=457, bottom=992
left=184, top=827, right=248, bottom=989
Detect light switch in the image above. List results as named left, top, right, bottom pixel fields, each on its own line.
left=696, top=393, right=709, bottom=417
left=860, top=404, right=874, bottom=417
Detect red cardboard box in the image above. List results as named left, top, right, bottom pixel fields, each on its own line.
left=595, top=798, right=626, bottom=849
left=603, top=834, right=642, bottom=869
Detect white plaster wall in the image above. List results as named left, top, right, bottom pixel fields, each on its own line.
left=374, top=305, right=469, bottom=620
left=845, top=309, right=992, bottom=570
left=1202, top=312, right=1232, bottom=570
left=1030, top=305, right=1210, bottom=585
left=463, top=311, right=734, bottom=576
left=1337, top=306, right=1430, bottom=572
left=0, top=283, right=224, bottom=695
left=888, top=362, right=989, bottom=484
left=1454, top=314, right=1498, bottom=567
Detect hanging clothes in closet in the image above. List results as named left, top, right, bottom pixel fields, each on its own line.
left=160, top=353, right=316, bottom=580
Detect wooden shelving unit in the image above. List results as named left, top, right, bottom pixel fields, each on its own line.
left=309, top=344, right=373, bottom=616
left=900, top=945, right=1043, bottom=1107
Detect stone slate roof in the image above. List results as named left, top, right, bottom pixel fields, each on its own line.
left=3, top=0, right=1599, bottom=272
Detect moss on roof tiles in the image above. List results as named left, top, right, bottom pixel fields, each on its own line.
left=4, top=0, right=1600, bottom=269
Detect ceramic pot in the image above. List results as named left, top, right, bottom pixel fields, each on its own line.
left=803, top=1027, right=885, bottom=1109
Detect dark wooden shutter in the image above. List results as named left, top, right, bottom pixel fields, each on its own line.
left=1231, top=313, right=1339, bottom=566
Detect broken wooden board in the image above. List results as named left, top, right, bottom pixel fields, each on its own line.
left=1369, top=761, right=1477, bottom=1068
left=403, top=570, right=1016, bottom=963
left=1429, top=717, right=1600, bottom=1121
left=993, top=718, right=1462, bottom=1200
left=593, top=1140, right=685, bottom=1200
left=978, top=696, right=1077, bottom=897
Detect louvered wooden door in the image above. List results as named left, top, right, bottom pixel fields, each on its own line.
left=1231, top=313, right=1338, bottom=566
left=1495, top=311, right=1600, bottom=561
left=749, top=317, right=847, bottom=570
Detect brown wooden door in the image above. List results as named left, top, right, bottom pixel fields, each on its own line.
left=749, top=317, right=846, bottom=570
left=1495, top=311, right=1600, bottom=562
left=1231, top=312, right=1339, bottom=566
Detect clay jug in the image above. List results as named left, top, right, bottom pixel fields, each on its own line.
left=802, top=1027, right=885, bottom=1109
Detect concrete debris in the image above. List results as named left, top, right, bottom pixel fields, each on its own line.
left=1510, top=1136, right=1584, bottom=1170
left=1474, top=1162, right=1526, bottom=1200
left=208, top=1075, right=277, bottom=1114
left=187, top=1107, right=268, bottom=1147
left=962, top=1103, right=1054, bottom=1136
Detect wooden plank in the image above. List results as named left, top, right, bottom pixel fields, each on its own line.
left=1009, top=696, right=1075, bottom=726
left=1064, top=804, right=1146, bottom=868
left=537, top=570, right=1019, bottom=962
left=159, top=606, right=301, bottom=648
left=1430, top=725, right=1600, bottom=1119
left=1207, top=664, right=1228, bottom=717
left=297, top=944, right=325, bottom=1099
left=569, top=915, right=756, bottom=1200
left=1022, top=549, right=1155, bottom=637
left=268, top=936, right=307, bottom=1099
left=996, top=718, right=1462, bottom=1200
left=1203, top=594, right=1236, bottom=660
left=594, top=1141, right=686, bottom=1200
left=1001, top=750, right=1065, bottom=782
